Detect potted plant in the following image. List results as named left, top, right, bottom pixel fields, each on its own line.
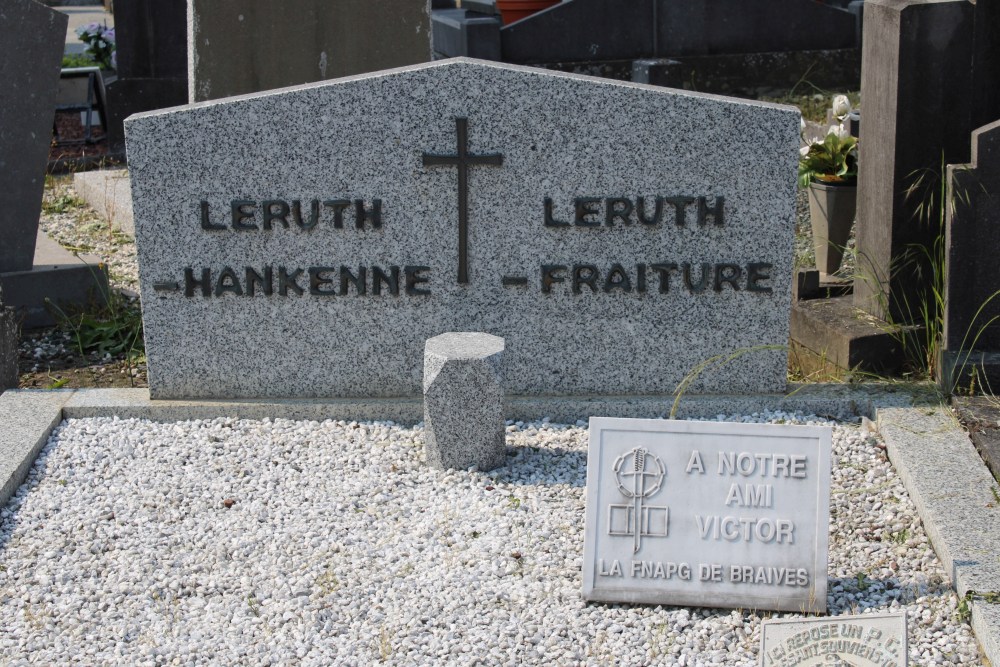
left=799, top=95, right=858, bottom=276
left=496, top=0, right=561, bottom=25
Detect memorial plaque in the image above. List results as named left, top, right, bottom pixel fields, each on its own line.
left=761, top=613, right=907, bottom=666
left=582, top=417, right=832, bottom=612
left=125, top=58, right=799, bottom=400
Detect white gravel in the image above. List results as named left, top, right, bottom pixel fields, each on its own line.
left=0, top=412, right=983, bottom=666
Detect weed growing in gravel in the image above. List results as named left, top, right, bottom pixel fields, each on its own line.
left=889, top=528, right=910, bottom=545
left=42, top=192, right=86, bottom=216
left=247, top=594, right=261, bottom=617
left=46, top=264, right=145, bottom=385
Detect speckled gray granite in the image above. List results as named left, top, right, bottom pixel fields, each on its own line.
left=876, top=405, right=1000, bottom=667
left=423, top=332, right=505, bottom=471
left=126, top=59, right=800, bottom=400
left=72, top=169, right=134, bottom=236
left=0, top=390, right=71, bottom=508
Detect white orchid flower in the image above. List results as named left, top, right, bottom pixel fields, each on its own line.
left=831, top=95, right=851, bottom=121
left=827, top=123, right=849, bottom=140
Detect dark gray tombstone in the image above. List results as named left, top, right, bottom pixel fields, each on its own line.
left=0, top=0, right=67, bottom=273
left=434, top=0, right=857, bottom=63
left=941, top=120, right=1000, bottom=391
left=188, top=0, right=432, bottom=103
left=0, top=1, right=110, bottom=328
left=853, top=0, right=1000, bottom=322
left=971, top=0, right=1000, bottom=132
left=105, top=0, right=188, bottom=155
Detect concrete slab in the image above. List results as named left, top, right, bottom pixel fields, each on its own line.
left=0, top=390, right=73, bottom=508
left=877, top=405, right=1000, bottom=666
left=0, top=232, right=109, bottom=328
left=71, top=169, right=133, bottom=236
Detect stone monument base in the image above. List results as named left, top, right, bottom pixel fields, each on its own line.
left=789, top=296, right=915, bottom=377
left=0, top=232, right=109, bottom=329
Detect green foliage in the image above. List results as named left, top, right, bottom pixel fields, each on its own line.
left=47, top=281, right=144, bottom=362
left=957, top=590, right=1000, bottom=623
left=42, top=192, right=86, bottom=216
left=61, top=53, right=97, bottom=69
left=799, top=132, right=858, bottom=188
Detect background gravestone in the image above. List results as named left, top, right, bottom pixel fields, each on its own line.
left=942, top=120, right=1000, bottom=391
left=853, top=0, right=1000, bottom=321
left=0, top=0, right=67, bottom=273
left=105, top=0, right=188, bottom=155
left=125, top=58, right=799, bottom=400
left=432, top=0, right=862, bottom=93
left=187, top=0, right=433, bottom=102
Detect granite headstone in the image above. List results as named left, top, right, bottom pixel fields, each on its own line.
left=853, top=0, right=1000, bottom=321
left=582, top=417, right=832, bottom=612
left=187, top=0, right=432, bottom=102
left=125, top=58, right=799, bottom=400
left=0, top=0, right=68, bottom=273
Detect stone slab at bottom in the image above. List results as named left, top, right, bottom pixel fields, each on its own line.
left=761, top=612, right=907, bottom=666
left=0, top=233, right=108, bottom=328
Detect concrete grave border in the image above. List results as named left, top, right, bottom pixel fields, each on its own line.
left=1, top=385, right=999, bottom=663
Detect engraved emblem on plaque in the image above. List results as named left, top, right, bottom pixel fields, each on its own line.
left=608, top=447, right=669, bottom=553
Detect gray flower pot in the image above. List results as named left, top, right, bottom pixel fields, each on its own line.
left=807, top=181, right=857, bottom=275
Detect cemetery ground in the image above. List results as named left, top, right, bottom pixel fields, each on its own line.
left=5, top=81, right=998, bottom=664
left=4, top=172, right=996, bottom=667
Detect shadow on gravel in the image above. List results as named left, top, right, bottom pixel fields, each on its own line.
left=492, top=447, right=588, bottom=488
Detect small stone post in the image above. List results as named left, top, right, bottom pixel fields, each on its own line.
left=423, top=332, right=505, bottom=471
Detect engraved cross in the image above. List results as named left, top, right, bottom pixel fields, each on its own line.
left=422, top=117, right=503, bottom=284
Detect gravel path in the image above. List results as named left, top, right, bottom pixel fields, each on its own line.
left=0, top=412, right=981, bottom=666
left=39, top=178, right=139, bottom=291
